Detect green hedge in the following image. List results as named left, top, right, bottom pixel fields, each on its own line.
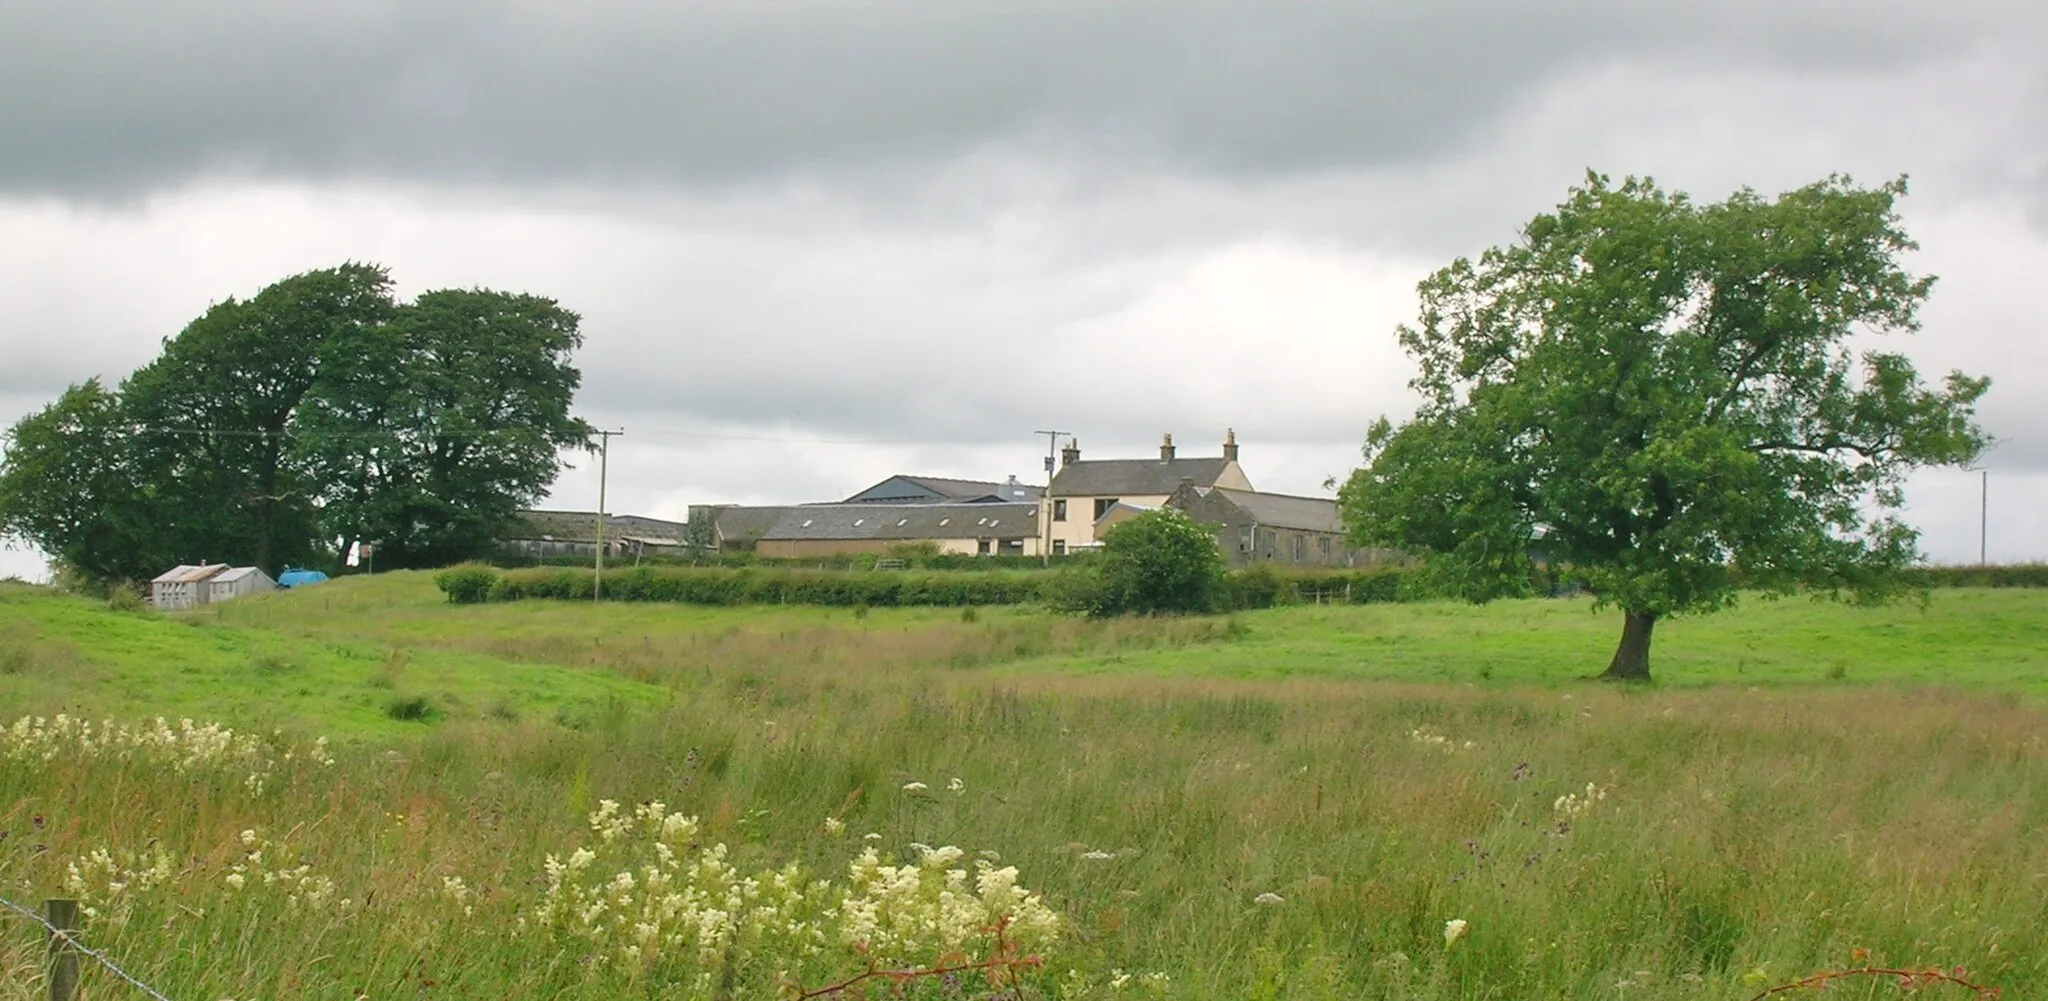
left=437, top=562, right=1435, bottom=609
left=1900, top=564, right=2048, bottom=589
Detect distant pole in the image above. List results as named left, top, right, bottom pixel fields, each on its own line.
left=1035, top=430, right=1069, bottom=566
left=594, top=429, right=624, bottom=600
left=1980, top=468, right=1988, bottom=566
left=46, top=898, right=78, bottom=1001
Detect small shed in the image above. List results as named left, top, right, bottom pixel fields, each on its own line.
left=150, top=564, right=228, bottom=610
left=206, top=566, right=276, bottom=604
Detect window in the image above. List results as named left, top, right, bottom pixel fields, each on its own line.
left=1238, top=524, right=1253, bottom=552
left=1094, top=497, right=1119, bottom=520
left=1320, top=536, right=1332, bottom=555
left=801, top=519, right=813, bottom=528
left=1053, top=540, right=1067, bottom=556
left=1052, top=499, right=1067, bottom=521
left=977, top=539, right=991, bottom=555
left=852, top=518, right=864, bottom=527
left=1292, top=534, right=1305, bottom=561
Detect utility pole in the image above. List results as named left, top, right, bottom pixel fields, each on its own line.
left=594, top=429, right=624, bottom=600
left=1980, top=468, right=1988, bottom=567
left=1035, top=430, right=1069, bottom=566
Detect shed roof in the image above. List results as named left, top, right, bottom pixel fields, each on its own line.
left=709, top=506, right=806, bottom=545
left=209, top=566, right=270, bottom=585
left=152, top=564, right=228, bottom=584
left=1050, top=457, right=1237, bottom=497
left=762, top=503, right=1039, bottom=541
left=1208, top=488, right=1345, bottom=533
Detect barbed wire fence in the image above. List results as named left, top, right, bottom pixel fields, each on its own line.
left=0, top=895, right=175, bottom=1001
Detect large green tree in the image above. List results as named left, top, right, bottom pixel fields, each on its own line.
left=1, top=265, right=592, bottom=581
left=296, top=288, right=592, bottom=568
left=119, top=264, right=395, bottom=573
left=1339, top=173, right=1989, bottom=680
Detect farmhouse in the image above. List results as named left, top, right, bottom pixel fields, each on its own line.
left=1044, top=431, right=1252, bottom=553
left=754, top=502, right=1041, bottom=559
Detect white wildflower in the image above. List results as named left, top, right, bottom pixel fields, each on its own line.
left=1444, top=918, right=1469, bottom=948
left=901, top=781, right=928, bottom=793
left=1254, top=892, right=1285, bottom=906
left=1081, top=851, right=1114, bottom=861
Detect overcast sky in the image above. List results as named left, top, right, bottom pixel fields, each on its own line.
left=5, top=0, right=2046, bottom=581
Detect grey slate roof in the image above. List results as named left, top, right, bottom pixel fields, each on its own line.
left=708, top=506, right=804, bottom=545
left=761, top=503, right=1039, bottom=541
left=846, top=475, right=1042, bottom=504
left=1049, top=457, right=1235, bottom=497
left=1209, top=488, right=1345, bottom=533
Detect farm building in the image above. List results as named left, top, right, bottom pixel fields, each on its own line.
left=149, top=564, right=228, bottom=610
left=206, top=566, right=277, bottom=603
left=502, top=510, right=692, bottom=560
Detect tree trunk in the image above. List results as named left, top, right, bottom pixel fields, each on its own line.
left=1601, top=610, right=1656, bottom=681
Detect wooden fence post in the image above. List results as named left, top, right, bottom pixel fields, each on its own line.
left=45, top=898, right=79, bottom=1001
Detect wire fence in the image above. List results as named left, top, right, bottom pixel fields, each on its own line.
left=0, top=895, right=176, bottom=1001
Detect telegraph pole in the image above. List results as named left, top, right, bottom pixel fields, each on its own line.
left=1035, top=430, right=1069, bottom=566
left=1980, top=468, right=1988, bottom=566
left=594, top=429, right=624, bottom=600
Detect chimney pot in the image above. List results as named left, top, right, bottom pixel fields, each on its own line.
left=1222, top=428, right=1239, bottom=463
left=1060, top=438, right=1081, bottom=468
left=1160, top=433, right=1176, bottom=462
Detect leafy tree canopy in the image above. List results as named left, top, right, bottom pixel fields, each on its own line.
left=1339, top=173, right=1989, bottom=680
left=0, top=264, right=592, bottom=582
left=1075, top=508, right=1226, bottom=616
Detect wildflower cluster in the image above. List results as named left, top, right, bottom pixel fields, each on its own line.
left=225, top=828, right=345, bottom=913
left=1553, top=782, right=1610, bottom=817
left=0, top=715, right=332, bottom=792
left=526, top=800, right=840, bottom=983
left=1409, top=728, right=1475, bottom=752
left=523, top=801, right=1060, bottom=992
left=841, top=842, right=1061, bottom=967
left=63, top=845, right=175, bottom=926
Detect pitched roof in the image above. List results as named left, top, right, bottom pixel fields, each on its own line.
left=846, top=475, right=1042, bottom=504
left=208, top=567, right=271, bottom=585
left=1050, top=457, right=1235, bottom=497
left=762, top=503, right=1039, bottom=541
left=1208, top=488, right=1345, bottom=533
left=152, top=564, right=228, bottom=584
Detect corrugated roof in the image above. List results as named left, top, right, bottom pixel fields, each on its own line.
left=510, top=510, right=688, bottom=543
left=152, top=564, right=228, bottom=584
left=762, top=503, right=1039, bottom=541
left=1208, top=488, right=1345, bottom=533
left=1050, top=457, right=1235, bottom=497
left=209, top=567, right=269, bottom=584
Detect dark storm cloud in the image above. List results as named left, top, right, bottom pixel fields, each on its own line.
left=0, top=0, right=2027, bottom=196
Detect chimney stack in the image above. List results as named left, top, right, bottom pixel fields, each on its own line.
left=1222, top=428, right=1239, bottom=463
left=1160, top=433, right=1176, bottom=462
left=1061, top=438, right=1081, bottom=468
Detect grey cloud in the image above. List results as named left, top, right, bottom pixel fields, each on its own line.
left=0, top=0, right=2030, bottom=197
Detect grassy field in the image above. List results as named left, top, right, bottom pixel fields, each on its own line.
left=1, top=575, right=2045, bottom=999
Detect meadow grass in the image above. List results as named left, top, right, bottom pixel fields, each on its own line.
left=1, top=575, right=2046, bottom=998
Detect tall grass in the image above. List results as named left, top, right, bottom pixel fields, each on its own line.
left=4, top=676, right=2044, bottom=999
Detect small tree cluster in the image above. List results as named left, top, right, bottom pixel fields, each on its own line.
left=1054, top=508, right=1225, bottom=616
